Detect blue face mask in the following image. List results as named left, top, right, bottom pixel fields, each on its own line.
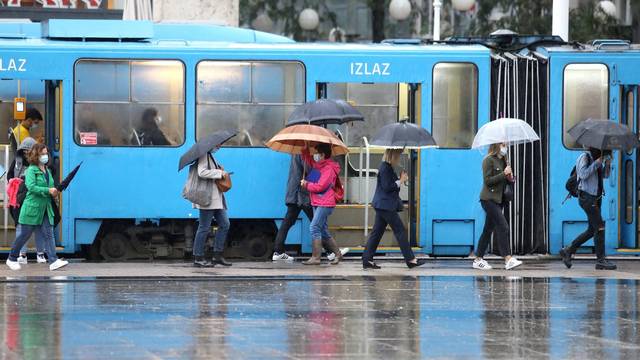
left=39, top=154, right=49, bottom=165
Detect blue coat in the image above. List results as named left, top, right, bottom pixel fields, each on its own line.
left=372, top=161, right=402, bottom=212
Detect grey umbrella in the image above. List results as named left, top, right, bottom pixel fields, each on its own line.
left=568, top=118, right=640, bottom=151
left=286, top=99, right=364, bottom=126
left=178, top=130, right=237, bottom=171
left=369, top=120, right=438, bottom=149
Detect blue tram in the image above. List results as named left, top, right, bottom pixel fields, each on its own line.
left=0, top=19, right=638, bottom=259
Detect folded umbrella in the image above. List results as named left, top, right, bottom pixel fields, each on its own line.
left=178, top=130, right=237, bottom=171
left=369, top=120, right=437, bottom=149
left=266, top=124, right=348, bottom=156
left=56, top=162, right=82, bottom=191
left=286, top=99, right=364, bottom=126
left=472, top=117, right=540, bottom=149
left=568, top=118, right=640, bottom=151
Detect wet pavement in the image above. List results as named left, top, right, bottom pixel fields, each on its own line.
left=1, top=260, right=640, bottom=359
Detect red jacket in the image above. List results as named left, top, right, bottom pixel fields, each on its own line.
left=302, top=150, right=341, bottom=207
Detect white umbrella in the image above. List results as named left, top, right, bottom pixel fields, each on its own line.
left=123, top=0, right=153, bottom=21
left=471, top=117, right=540, bottom=149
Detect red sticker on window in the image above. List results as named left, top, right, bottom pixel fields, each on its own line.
left=79, top=132, right=97, bottom=145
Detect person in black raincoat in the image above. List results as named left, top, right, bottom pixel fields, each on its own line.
left=136, top=108, right=170, bottom=146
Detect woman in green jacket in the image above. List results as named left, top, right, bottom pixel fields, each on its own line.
left=473, top=142, right=522, bottom=271
left=5, top=143, right=68, bottom=271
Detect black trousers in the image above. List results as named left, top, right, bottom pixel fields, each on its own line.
left=274, top=204, right=332, bottom=254
left=476, top=200, right=511, bottom=258
left=362, top=209, right=415, bottom=262
left=568, top=192, right=605, bottom=259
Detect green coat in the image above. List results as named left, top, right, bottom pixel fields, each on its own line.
left=479, top=154, right=507, bottom=204
left=19, top=165, right=55, bottom=226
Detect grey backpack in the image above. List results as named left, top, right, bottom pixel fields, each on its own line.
left=182, top=162, right=213, bottom=206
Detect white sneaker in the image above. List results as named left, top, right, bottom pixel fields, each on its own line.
left=49, top=259, right=69, bottom=271
left=473, top=258, right=492, bottom=270
left=36, top=253, right=47, bottom=264
left=17, top=255, right=27, bottom=265
left=6, top=259, right=21, bottom=271
left=272, top=253, right=295, bottom=262
left=505, top=257, right=523, bottom=270
left=328, top=247, right=350, bottom=261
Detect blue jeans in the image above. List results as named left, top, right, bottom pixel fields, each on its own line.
left=310, top=206, right=334, bottom=241
left=18, top=233, right=45, bottom=256
left=193, top=209, right=230, bottom=257
left=9, top=217, right=58, bottom=264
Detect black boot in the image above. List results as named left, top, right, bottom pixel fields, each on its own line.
left=194, top=256, right=213, bottom=268
left=212, top=252, right=232, bottom=267
left=559, top=247, right=572, bottom=269
left=595, top=258, right=617, bottom=270
left=406, top=258, right=427, bottom=269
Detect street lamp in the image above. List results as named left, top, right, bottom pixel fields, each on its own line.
left=389, top=0, right=412, bottom=21
left=299, top=8, right=320, bottom=31
left=451, top=0, right=475, bottom=12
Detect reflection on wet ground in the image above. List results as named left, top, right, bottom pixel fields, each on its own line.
left=1, top=276, right=639, bottom=359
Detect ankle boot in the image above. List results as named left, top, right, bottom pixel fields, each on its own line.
left=325, top=238, right=342, bottom=265
left=303, top=239, right=322, bottom=265
left=212, top=252, right=232, bottom=266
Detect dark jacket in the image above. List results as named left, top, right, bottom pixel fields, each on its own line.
left=139, top=126, right=170, bottom=146
left=480, top=154, right=508, bottom=204
left=284, top=155, right=310, bottom=206
left=372, top=161, right=403, bottom=212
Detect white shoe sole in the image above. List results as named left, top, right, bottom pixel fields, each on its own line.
left=505, top=261, right=523, bottom=270
left=472, top=264, right=492, bottom=270
left=49, top=261, right=69, bottom=271
left=6, top=260, right=21, bottom=271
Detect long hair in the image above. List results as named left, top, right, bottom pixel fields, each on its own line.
left=140, top=108, right=158, bottom=130
left=28, top=143, right=47, bottom=165
left=383, top=149, right=402, bottom=165
left=316, top=143, right=332, bottom=159
left=487, top=143, right=501, bottom=156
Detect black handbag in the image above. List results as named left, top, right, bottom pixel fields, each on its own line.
left=503, top=182, right=514, bottom=202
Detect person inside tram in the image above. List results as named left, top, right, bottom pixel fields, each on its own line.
left=11, top=107, right=43, bottom=147
left=299, top=143, right=343, bottom=265
left=133, top=108, right=170, bottom=146
left=361, top=149, right=426, bottom=269
left=560, top=148, right=616, bottom=270
left=472, top=142, right=523, bottom=271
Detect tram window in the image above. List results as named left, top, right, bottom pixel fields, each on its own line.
left=563, top=64, right=609, bottom=149
left=196, top=61, right=304, bottom=146
left=0, top=79, right=45, bottom=145
left=74, top=59, right=185, bottom=147
left=326, top=83, right=398, bottom=147
left=432, top=63, right=478, bottom=149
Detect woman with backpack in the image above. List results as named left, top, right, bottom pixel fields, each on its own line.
left=472, top=142, right=522, bottom=271
left=5, top=143, right=68, bottom=271
left=300, top=143, right=343, bottom=265
left=362, top=149, right=426, bottom=269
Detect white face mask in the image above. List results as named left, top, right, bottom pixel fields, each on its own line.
left=313, top=153, right=323, bottom=162
left=39, top=154, right=49, bottom=165
left=155, top=116, right=163, bottom=125
left=499, top=146, right=508, bottom=156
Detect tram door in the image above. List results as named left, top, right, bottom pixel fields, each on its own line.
left=620, top=85, right=638, bottom=249
left=316, top=82, right=420, bottom=251
left=44, top=80, right=63, bottom=243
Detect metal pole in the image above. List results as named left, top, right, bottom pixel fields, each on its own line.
left=552, top=0, right=569, bottom=41
left=364, top=137, right=370, bottom=238
left=433, top=0, right=442, bottom=41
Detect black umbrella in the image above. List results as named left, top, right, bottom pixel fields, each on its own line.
left=286, top=99, right=364, bottom=126
left=178, top=130, right=237, bottom=171
left=56, top=162, right=82, bottom=191
left=568, top=118, right=640, bottom=151
left=370, top=120, right=438, bottom=149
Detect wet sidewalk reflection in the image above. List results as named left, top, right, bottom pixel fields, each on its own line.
left=1, top=276, right=639, bottom=359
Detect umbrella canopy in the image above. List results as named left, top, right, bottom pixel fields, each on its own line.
left=56, top=162, right=82, bottom=191
left=369, top=121, right=438, bottom=149
left=568, top=118, right=640, bottom=151
left=286, top=99, right=365, bottom=126
left=266, top=124, right=348, bottom=156
left=472, top=117, right=540, bottom=149
left=178, top=130, right=237, bottom=171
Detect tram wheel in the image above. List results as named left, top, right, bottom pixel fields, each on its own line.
left=99, top=233, right=133, bottom=261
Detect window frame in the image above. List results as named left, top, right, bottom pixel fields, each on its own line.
left=561, top=63, right=610, bottom=150
left=73, top=58, right=187, bottom=148
left=195, top=59, right=306, bottom=148
left=430, top=61, right=479, bottom=150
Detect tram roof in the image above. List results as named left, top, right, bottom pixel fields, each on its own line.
left=0, top=19, right=488, bottom=54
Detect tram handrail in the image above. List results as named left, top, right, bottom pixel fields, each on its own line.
left=363, top=137, right=370, bottom=238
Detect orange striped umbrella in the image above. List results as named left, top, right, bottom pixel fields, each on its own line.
left=266, top=124, right=349, bottom=156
